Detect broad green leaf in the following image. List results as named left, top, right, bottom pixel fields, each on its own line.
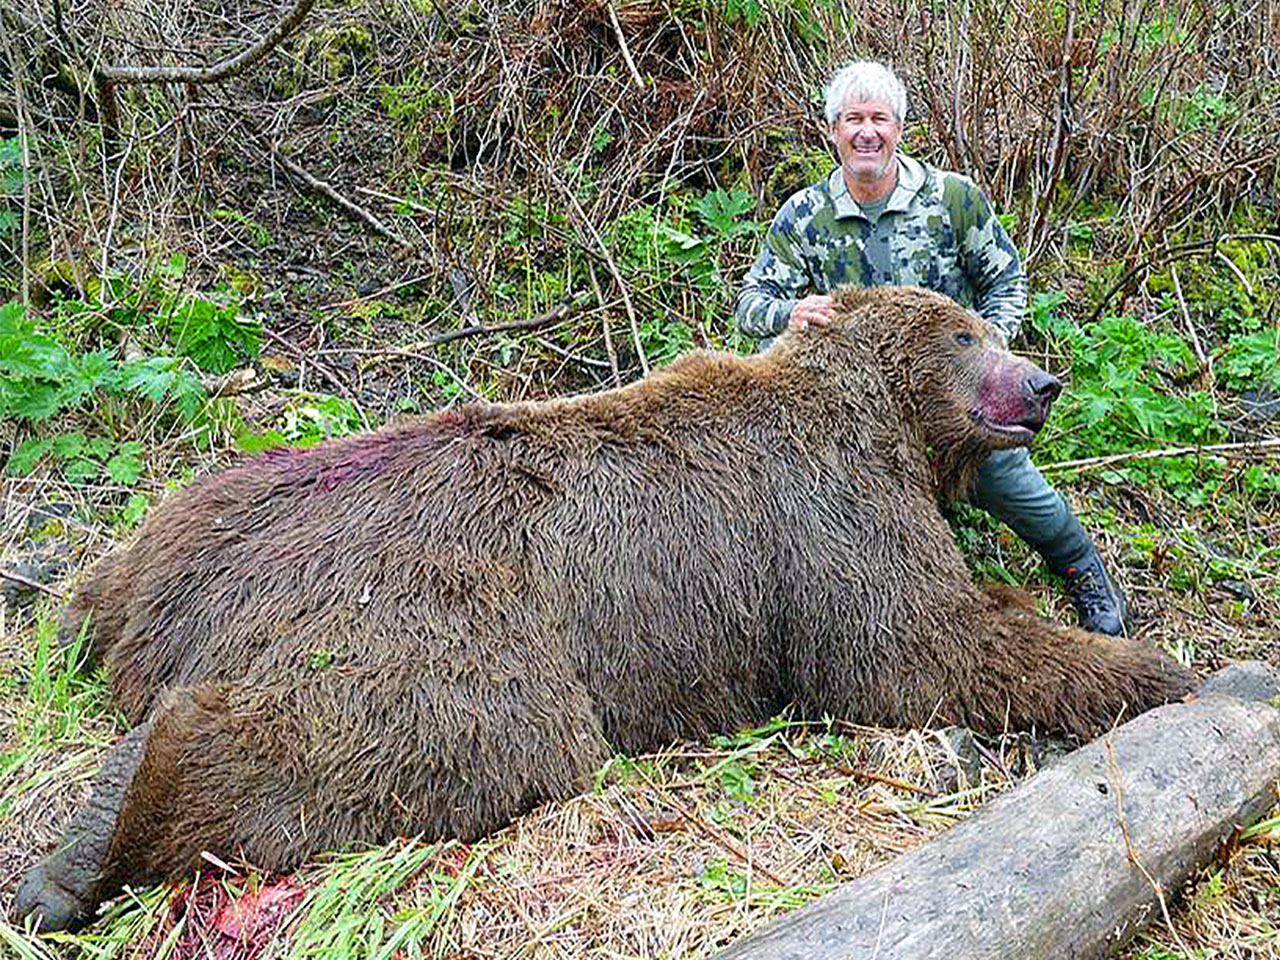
left=106, top=442, right=144, bottom=485
left=6, top=437, right=53, bottom=475
left=65, top=458, right=102, bottom=483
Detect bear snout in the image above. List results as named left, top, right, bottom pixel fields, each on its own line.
left=1025, top=369, right=1061, bottom=419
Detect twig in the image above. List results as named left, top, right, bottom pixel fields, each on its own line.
left=833, top=765, right=938, bottom=798
left=354, top=185, right=437, bottom=217
left=1105, top=737, right=1192, bottom=956
left=362, top=349, right=486, bottom=402
left=97, top=0, right=317, bottom=84
left=0, top=567, right=66, bottom=601
left=533, top=336, right=613, bottom=370
left=1214, top=248, right=1255, bottom=299
left=1087, top=233, right=1280, bottom=325
left=633, top=765, right=790, bottom=888
left=538, top=162, right=648, bottom=376
left=605, top=2, right=646, bottom=90
left=1087, top=239, right=1215, bottom=325
left=262, top=328, right=362, bottom=411
left=99, top=114, right=136, bottom=304
left=587, top=261, right=621, bottom=386
left=1169, top=263, right=1212, bottom=391
left=0, top=20, right=31, bottom=309
left=325, top=274, right=435, bottom=311
left=398, top=291, right=594, bottom=348
left=271, top=147, right=411, bottom=248
left=1041, top=439, right=1280, bottom=474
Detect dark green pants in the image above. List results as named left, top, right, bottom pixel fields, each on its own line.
left=970, top=448, right=1093, bottom=572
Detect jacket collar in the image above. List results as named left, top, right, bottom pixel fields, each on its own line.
left=828, top=154, right=927, bottom=219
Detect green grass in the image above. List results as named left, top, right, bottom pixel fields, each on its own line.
left=289, top=840, right=488, bottom=960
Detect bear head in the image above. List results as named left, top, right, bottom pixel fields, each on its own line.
left=806, top=286, right=1062, bottom=503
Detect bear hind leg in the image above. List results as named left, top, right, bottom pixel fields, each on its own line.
left=14, top=721, right=156, bottom=933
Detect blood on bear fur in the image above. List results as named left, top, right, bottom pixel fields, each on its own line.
left=15, top=286, right=1196, bottom=932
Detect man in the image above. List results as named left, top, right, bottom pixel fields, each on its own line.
left=736, top=60, right=1131, bottom=636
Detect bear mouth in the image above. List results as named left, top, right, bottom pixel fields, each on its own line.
left=970, top=410, right=1043, bottom=443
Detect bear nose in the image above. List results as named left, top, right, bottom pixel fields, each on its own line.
left=1027, top=370, right=1061, bottom=405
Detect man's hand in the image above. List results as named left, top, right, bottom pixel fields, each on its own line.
left=788, top=294, right=836, bottom=332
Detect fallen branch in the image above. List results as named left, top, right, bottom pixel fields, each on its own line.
left=271, top=147, right=411, bottom=248
left=96, top=0, right=317, bottom=84
left=1041, top=438, right=1280, bottom=474
left=397, top=291, right=595, bottom=348
left=0, top=567, right=66, bottom=601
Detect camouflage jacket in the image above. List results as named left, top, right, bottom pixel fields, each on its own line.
left=735, top=155, right=1027, bottom=341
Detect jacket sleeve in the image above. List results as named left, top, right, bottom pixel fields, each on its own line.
left=953, top=182, right=1028, bottom=342
left=734, top=203, right=812, bottom=339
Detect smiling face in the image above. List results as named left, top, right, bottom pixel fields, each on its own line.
left=829, top=97, right=903, bottom=199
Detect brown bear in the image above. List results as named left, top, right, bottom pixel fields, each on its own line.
left=15, top=286, right=1197, bottom=932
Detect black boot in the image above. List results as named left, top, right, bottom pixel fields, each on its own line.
left=1062, top=548, right=1131, bottom=636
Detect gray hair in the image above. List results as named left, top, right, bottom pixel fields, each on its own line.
left=823, top=61, right=908, bottom=125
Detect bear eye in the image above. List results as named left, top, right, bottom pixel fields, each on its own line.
left=954, top=332, right=978, bottom=346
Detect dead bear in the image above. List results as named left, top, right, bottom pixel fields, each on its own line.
left=15, top=285, right=1197, bottom=932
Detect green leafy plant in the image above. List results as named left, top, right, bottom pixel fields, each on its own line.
left=662, top=188, right=759, bottom=292
left=160, top=294, right=261, bottom=374
left=1027, top=294, right=1230, bottom=500
left=699, top=858, right=748, bottom=900
left=8, top=434, right=143, bottom=484
left=691, top=189, right=757, bottom=242
left=1, top=302, right=207, bottom=421
left=1219, top=329, right=1280, bottom=390
left=2, top=300, right=212, bottom=481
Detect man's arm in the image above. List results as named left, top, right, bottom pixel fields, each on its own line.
left=946, top=178, right=1028, bottom=341
left=734, top=204, right=814, bottom=339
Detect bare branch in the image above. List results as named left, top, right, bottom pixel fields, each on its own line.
left=271, top=147, right=412, bottom=248
left=400, top=291, right=594, bottom=349
left=96, top=0, right=317, bottom=85
left=1042, top=439, right=1280, bottom=474
left=0, top=567, right=66, bottom=601
left=605, top=2, right=646, bottom=91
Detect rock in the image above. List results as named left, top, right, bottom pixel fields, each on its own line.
left=1201, top=660, right=1280, bottom=705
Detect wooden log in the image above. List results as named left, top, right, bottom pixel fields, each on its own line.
left=715, top=662, right=1280, bottom=960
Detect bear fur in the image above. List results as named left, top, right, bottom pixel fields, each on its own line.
left=15, top=286, right=1197, bottom=932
